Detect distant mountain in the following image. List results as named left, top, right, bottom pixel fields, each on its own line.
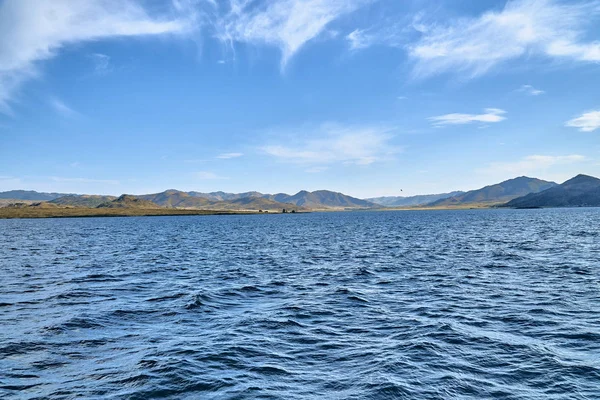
left=428, top=177, right=557, bottom=207
left=367, top=191, right=465, bottom=207
left=504, top=174, right=600, bottom=208
left=97, top=195, right=161, bottom=209
left=139, top=190, right=212, bottom=208
left=188, top=191, right=264, bottom=201
left=264, top=190, right=378, bottom=209
left=139, top=190, right=300, bottom=211
left=0, top=190, right=70, bottom=201
left=50, top=195, right=116, bottom=207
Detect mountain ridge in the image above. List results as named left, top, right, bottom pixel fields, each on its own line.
left=428, top=177, right=557, bottom=207
left=504, top=174, right=600, bottom=208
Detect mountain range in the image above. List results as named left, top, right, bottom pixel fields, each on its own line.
left=504, top=174, right=600, bottom=208
left=1, top=175, right=599, bottom=211
left=367, top=191, right=465, bottom=207
left=428, top=177, right=557, bottom=207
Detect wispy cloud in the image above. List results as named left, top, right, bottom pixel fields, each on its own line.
left=50, top=176, right=120, bottom=185
left=262, top=123, right=399, bottom=166
left=566, top=110, right=600, bottom=132
left=89, top=53, right=112, bottom=75
left=479, top=154, right=586, bottom=176
left=196, top=171, right=228, bottom=180
left=518, top=84, right=545, bottom=96
left=49, top=97, right=79, bottom=118
left=346, top=29, right=370, bottom=50
left=409, top=0, right=600, bottom=78
left=429, top=108, right=506, bottom=126
left=216, top=152, right=243, bottom=159
left=305, top=166, right=328, bottom=173
left=215, top=0, right=367, bottom=68
left=0, top=0, right=190, bottom=113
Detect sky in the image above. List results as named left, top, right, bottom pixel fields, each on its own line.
left=1, top=0, right=600, bottom=198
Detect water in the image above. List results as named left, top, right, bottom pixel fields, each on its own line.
left=1, top=209, right=600, bottom=399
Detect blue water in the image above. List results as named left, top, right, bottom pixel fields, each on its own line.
left=1, top=209, right=600, bottom=399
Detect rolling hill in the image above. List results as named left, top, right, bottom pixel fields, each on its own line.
left=0, top=190, right=70, bottom=201
left=428, top=177, right=557, bottom=207
left=139, top=190, right=213, bottom=208
left=504, top=174, right=600, bottom=208
left=264, top=190, right=378, bottom=209
left=97, top=195, right=162, bottom=209
left=50, top=195, right=117, bottom=207
left=367, top=191, right=465, bottom=207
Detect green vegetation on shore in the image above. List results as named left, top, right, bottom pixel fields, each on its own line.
left=0, top=207, right=255, bottom=219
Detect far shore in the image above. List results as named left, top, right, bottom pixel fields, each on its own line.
left=0, top=207, right=268, bottom=219
left=0, top=204, right=514, bottom=219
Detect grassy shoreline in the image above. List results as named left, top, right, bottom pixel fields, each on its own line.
left=0, top=207, right=263, bottom=219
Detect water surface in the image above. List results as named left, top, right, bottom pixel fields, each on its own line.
left=1, top=209, right=600, bottom=399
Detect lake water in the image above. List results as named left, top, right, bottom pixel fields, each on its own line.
left=1, top=209, right=600, bottom=399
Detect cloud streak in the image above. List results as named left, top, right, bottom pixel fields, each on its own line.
left=262, top=124, right=399, bottom=166
left=196, top=171, right=228, bottom=180
left=566, top=110, right=600, bottom=132
left=518, top=84, right=545, bottom=96
left=49, top=97, right=79, bottom=118
left=215, top=0, right=367, bottom=67
left=479, top=154, right=586, bottom=176
left=216, top=152, right=243, bottom=159
left=409, top=0, right=600, bottom=78
left=0, top=0, right=190, bottom=113
left=429, top=108, right=506, bottom=126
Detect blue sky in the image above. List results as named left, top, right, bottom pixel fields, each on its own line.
left=1, top=0, right=600, bottom=198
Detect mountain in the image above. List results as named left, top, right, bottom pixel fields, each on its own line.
left=504, top=174, right=600, bottom=208
left=264, top=190, right=378, bottom=209
left=367, top=191, right=465, bottom=207
left=139, top=190, right=212, bottom=208
left=97, top=195, right=161, bottom=209
left=0, top=190, right=70, bottom=201
left=50, top=195, right=117, bottom=207
left=428, top=177, right=557, bottom=207
left=187, top=191, right=264, bottom=201
left=151, top=189, right=377, bottom=209
left=139, top=190, right=300, bottom=211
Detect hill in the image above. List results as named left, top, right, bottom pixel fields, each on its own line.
left=187, top=191, right=264, bottom=201
left=504, top=174, right=600, bottom=208
left=428, top=177, right=557, bottom=207
left=142, top=189, right=376, bottom=209
left=367, top=191, right=464, bottom=207
left=139, top=190, right=212, bottom=208
left=50, top=195, right=117, bottom=207
left=264, top=190, right=378, bottom=209
left=0, top=190, right=70, bottom=201
left=97, top=195, right=162, bottom=209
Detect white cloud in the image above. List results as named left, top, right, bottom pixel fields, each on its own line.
left=89, top=53, right=112, bottom=75
left=409, top=0, right=600, bottom=78
left=347, top=29, right=370, bottom=50
left=518, top=84, right=545, bottom=96
left=305, top=166, right=328, bottom=173
left=216, top=152, right=243, bottom=159
left=216, top=0, right=367, bottom=67
left=0, top=0, right=190, bottom=113
left=262, top=123, right=399, bottom=166
left=566, top=110, right=600, bottom=132
left=50, top=176, right=120, bottom=184
left=480, top=154, right=586, bottom=176
left=196, top=171, right=228, bottom=180
left=429, top=108, right=506, bottom=126
left=49, top=97, right=79, bottom=118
